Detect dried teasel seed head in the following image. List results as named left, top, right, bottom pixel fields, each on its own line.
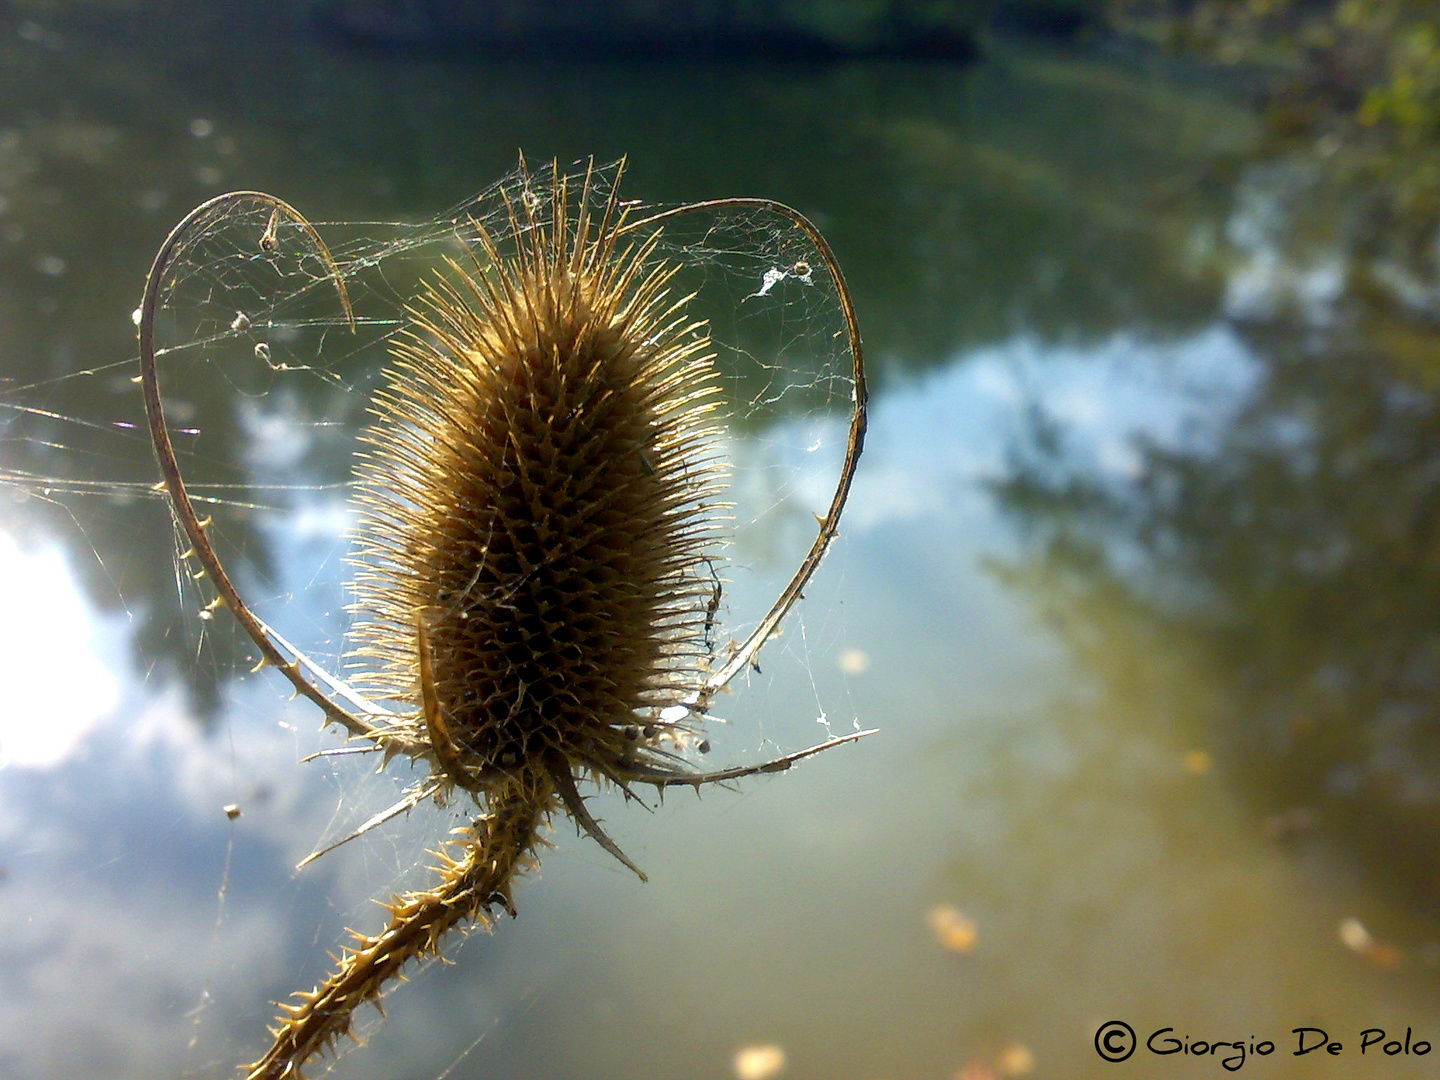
left=348, top=165, right=726, bottom=822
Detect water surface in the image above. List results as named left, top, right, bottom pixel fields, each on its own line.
left=2, top=7, right=1437, bottom=1079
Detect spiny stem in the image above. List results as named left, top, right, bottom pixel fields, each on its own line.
left=244, top=781, right=548, bottom=1080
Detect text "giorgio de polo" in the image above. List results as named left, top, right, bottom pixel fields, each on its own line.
left=1095, top=1021, right=1432, bottom=1070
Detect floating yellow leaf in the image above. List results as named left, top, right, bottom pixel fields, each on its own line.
left=996, top=1041, right=1035, bottom=1076
left=1340, top=916, right=1373, bottom=953
left=1182, top=749, right=1213, bottom=775
left=734, top=1044, right=786, bottom=1080
left=927, top=903, right=978, bottom=954
left=1340, top=917, right=1405, bottom=969
left=839, top=647, right=871, bottom=675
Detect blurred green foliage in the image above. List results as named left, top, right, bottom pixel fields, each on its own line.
left=1112, top=0, right=1440, bottom=282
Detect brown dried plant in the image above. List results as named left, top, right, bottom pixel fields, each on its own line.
left=136, top=160, right=869, bottom=1080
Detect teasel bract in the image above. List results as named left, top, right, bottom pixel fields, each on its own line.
left=136, top=159, right=869, bottom=1079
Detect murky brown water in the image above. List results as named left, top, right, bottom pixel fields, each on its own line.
left=3, top=5, right=1440, bottom=1079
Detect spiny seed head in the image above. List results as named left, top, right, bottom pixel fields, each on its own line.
left=348, top=164, right=725, bottom=800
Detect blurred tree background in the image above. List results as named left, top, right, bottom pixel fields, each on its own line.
left=1110, top=0, right=1440, bottom=320
left=992, top=0, right=1440, bottom=911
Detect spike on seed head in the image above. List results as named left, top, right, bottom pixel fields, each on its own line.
left=348, top=162, right=726, bottom=826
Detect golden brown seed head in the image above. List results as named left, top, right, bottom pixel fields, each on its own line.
left=348, top=168, right=724, bottom=799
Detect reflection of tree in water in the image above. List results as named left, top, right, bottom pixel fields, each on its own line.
left=996, top=323, right=1440, bottom=910
left=931, top=702, right=1330, bottom=1066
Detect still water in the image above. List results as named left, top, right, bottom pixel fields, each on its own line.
left=2, top=6, right=1439, bottom=1079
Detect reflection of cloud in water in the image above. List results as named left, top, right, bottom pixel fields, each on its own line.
left=0, top=667, right=334, bottom=1071
left=843, top=326, right=1261, bottom=530
left=0, top=537, right=403, bottom=1079
left=691, top=325, right=1263, bottom=724
left=0, top=847, right=284, bottom=1080
left=240, top=389, right=318, bottom=472
left=1223, top=161, right=1348, bottom=325
left=0, top=531, right=122, bottom=768
left=724, top=326, right=1261, bottom=539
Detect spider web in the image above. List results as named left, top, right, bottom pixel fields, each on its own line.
left=139, top=157, right=861, bottom=767
left=0, top=159, right=863, bottom=1079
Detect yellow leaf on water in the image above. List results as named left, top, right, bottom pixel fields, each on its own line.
left=1182, top=749, right=1213, bottom=775
left=927, top=903, right=978, bottom=954
left=1340, top=917, right=1405, bottom=969
left=1340, top=916, right=1373, bottom=953
left=734, top=1044, right=786, bottom=1080
left=996, top=1041, right=1035, bottom=1076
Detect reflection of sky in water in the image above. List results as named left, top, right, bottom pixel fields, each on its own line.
left=7, top=13, right=1439, bottom=1074
left=11, top=323, right=1440, bottom=1080
left=0, top=324, right=1305, bottom=1080
left=854, top=323, right=1260, bottom=525
left=0, top=533, right=121, bottom=767
left=0, top=636, right=275, bottom=1077
left=17, top=319, right=1440, bottom=1080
